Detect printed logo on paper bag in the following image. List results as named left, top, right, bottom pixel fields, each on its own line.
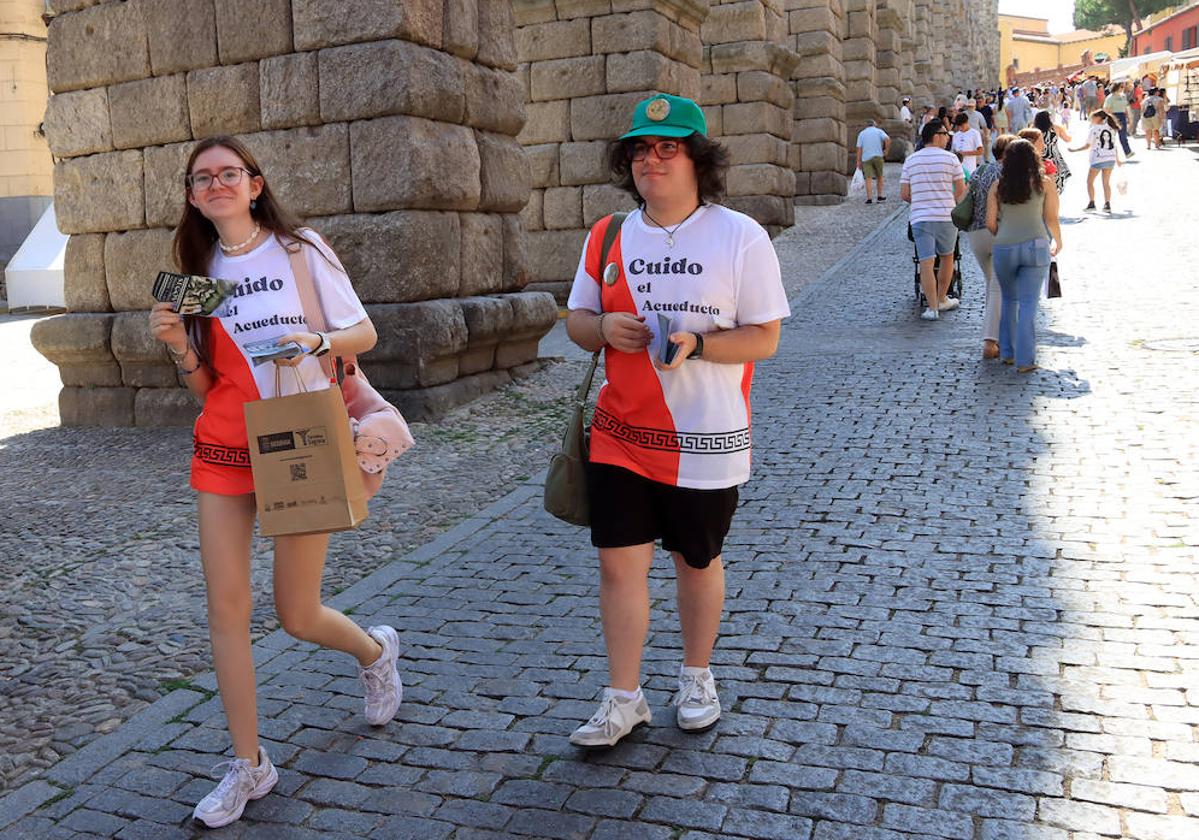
left=256, top=427, right=329, bottom=455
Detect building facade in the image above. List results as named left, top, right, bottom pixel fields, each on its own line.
left=32, top=0, right=997, bottom=425
left=999, top=14, right=1124, bottom=84
left=0, top=0, right=54, bottom=300
left=1133, top=1, right=1199, bottom=55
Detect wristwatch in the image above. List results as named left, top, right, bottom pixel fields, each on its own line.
left=311, top=331, right=332, bottom=357
left=687, top=332, right=704, bottom=360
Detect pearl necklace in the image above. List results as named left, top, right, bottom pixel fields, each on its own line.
left=219, top=223, right=261, bottom=253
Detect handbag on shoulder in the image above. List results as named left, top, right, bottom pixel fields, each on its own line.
left=286, top=237, right=415, bottom=500
left=543, top=212, right=627, bottom=527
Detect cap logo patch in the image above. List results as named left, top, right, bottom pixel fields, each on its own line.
left=646, top=98, right=671, bottom=121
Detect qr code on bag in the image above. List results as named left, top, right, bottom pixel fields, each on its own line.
left=290, top=463, right=307, bottom=482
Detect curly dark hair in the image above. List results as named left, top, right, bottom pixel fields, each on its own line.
left=997, top=138, right=1044, bottom=205
left=607, top=134, right=730, bottom=206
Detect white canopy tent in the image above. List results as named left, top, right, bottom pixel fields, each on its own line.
left=1107, top=51, right=1174, bottom=83
left=3, top=203, right=66, bottom=310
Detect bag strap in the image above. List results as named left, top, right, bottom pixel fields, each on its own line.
left=284, top=237, right=338, bottom=383
left=575, top=212, right=628, bottom=404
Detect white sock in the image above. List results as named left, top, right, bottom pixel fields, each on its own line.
left=610, top=686, right=642, bottom=701
left=681, top=665, right=711, bottom=678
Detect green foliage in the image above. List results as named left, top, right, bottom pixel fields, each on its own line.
left=1074, top=0, right=1172, bottom=33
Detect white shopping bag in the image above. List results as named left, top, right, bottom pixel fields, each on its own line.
left=850, top=168, right=865, bottom=194
left=1116, top=169, right=1128, bottom=195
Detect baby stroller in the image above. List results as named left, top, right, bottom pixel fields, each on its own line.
left=908, top=223, right=963, bottom=310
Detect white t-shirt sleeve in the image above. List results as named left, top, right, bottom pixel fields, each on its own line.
left=302, top=229, right=369, bottom=330
left=734, top=230, right=790, bottom=325
left=566, top=230, right=601, bottom=313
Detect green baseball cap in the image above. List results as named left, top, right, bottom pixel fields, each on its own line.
left=619, top=94, right=707, bottom=140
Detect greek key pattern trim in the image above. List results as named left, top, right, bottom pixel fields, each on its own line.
left=592, top=408, right=751, bottom=454
left=194, top=440, right=251, bottom=468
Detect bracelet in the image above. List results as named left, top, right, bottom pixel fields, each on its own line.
left=596, top=313, right=608, bottom=345
left=167, top=342, right=201, bottom=375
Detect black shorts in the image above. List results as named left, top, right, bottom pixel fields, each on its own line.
left=586, top=462, right=739, bottom=569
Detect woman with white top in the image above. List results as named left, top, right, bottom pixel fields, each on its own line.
left=1070, top=110, right=1124, bottom=212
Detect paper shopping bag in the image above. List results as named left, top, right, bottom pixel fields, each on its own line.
left=244, top=385, right=368, bottom=537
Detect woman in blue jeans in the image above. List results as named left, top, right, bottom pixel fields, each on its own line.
left=984, top=139, right=1062, bottom=373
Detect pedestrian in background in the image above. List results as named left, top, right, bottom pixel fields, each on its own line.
left=1106, top=82, right=1134, bottom=157
left=855, top=119, right=891, bottom=204
left=965, top=134, right=1015, bottom=360
left=565, top=94, right=789, bottom=749
left=1129, top=81, right=1144, bottom=137
left=902, top=120, right=966, bottom=321
left=967, top=97, right=991, bottom=162
left=1142, top=87, right=1167, bottom=149
left=985, top=138, right=1062, bottom=374
left=1007, top=88, right=1031, bottom=132
left=951, top=112, right=984, bottom=178
left=1033, top=111, right=1072, bottom=194
left=148, top=136, right=402, bottom=828
left=1071, top=110, right=1124, bottom=212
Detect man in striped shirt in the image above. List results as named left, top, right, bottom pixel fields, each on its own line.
left=901, top=120, right=966, bottom=321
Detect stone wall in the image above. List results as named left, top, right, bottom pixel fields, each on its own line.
left=513, top=0, right=707, bottom=301
left=32, top=0, right=557, bottom=425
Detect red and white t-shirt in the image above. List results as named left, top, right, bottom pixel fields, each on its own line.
left=192, top=230, right=367, bottom=470
left=567, top=206, right=790, bottom=490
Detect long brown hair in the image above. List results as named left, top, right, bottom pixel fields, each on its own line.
left=996, top=138, right=1044, bottom=205
left=174, top=135, right=317, bottom=359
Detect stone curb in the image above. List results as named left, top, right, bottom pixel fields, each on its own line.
left=787, top=202, right=907, bottom=314
left=0, top=480, right=545, bottom=825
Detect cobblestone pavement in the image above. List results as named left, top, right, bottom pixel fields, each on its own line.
left=0, top=190, right=898, bottom=798
left=2, top=148, right=1197, bottom=838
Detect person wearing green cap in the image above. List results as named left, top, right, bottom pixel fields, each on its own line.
left=564, top=94, right=791, bottom=748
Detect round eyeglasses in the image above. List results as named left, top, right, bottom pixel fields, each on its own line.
left=187, top=166, right=254, bottom=192
left=626, top=139, right=682, bottom=162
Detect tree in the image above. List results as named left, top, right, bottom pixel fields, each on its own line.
left=1075, top=0, right=1174, bottom=54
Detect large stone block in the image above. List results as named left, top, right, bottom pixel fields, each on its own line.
left=252, top=124, right=352, bottom=217
left=54, top=150, right=145, bottom=235
left=60, top=387, right=136, bottom=426
left=702, top=73, right=738, bottom=106
left=351, top=116, right=480, bottom=212
left=701, top=1, right=767, bottom=45
left=559, top=140, right=609, bottom=186
left=496, top=291, right=556, bottom=367
left=135, top=388, right=201, bottom=427
left=794, top=116, right=841, bottom=143
left=458, top=294, right=512, bottom=373
left=501, top=214, right=532, bottom=290
left=737, top=71, right=793, bottom=109
left=520, top=188, right=544, bottom=231
left=459, top=214, right=504, bottom=297
left=105, top=228, right=175, bottom=312
left=524, top=143, right=561, bottom=188
left=809, top=170, right=847, bottom=195
left=726, top=162, right=793, bottom=197
left=142, top=0, right=218, bottom=76
left=518, top=100, right=570, bottom=146
left=722, top=194, right=792, bottom=226
left=477, top=131, right=531, bottom=213
left=722, top=101, right=790, bottom=137
left=800, top=140, right=846, bottom=172
left=214, top=0, right=292, bottom=64
left=530, top=56, right=605, bottom=102
left=556, top=0, right=613, bottom=19
left=111, top=311, right=177, bottom=387
left=476, top=0, right=519, bottom=70
left=543, top=186, right=583, bottom=229
left=788, top=6, right=838, bottom=36
left=526, top=228, right=587, bottom=283
left=515, top=19, right=591, bottom=63
left=365, top=300, right=468, bottom=388
left=30, top=313, right=121, bottom=388
left=109, top=74, right=191, bottom=150
left=607, top=51, right=691, bottom=95
left=315, top=211, right=461, bottom=304
left=47, top=3, right=151, bottom=93
left=188, top=63, right=261, bottom=138
left=143, top=141, right=197, bottom=229
left=464, top=63, right=526, bottom=135
left=793, top=29, right=841, bottom=61
left=260, top=52, right=320, bottom=130
left=43, top=89, right=112, bottom=159
left=593, top=12, right=699, bottom=65
left=319, top=40, right=465, bottom=124
left=444, top=0, right=480, bottom=59
left=64, top=234, right=110, bottom=313
left=571, top=92, right=651, bottom=142
left=582, top=183, right=635, bottom=226
left=293, top=0, right=443, bottom=50
left=720, top=133, right=789, bottom=165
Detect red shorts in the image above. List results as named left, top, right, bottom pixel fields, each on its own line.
left=190, top=440, right=254, bottom=496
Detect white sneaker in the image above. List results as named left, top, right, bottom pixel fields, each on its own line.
left=192, top=747, right=277, bottom=829
left=938, top=297, right=960, bottom=311
left=921, top=307, right=939, bottom=321
left=360, top=625, right=403, bottom=726
left=569, top=689, right=652, bottom=748
left=676, top=667, right=721, bottom=731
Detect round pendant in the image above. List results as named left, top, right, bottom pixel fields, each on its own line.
left=665, top=236, right=674, bottom=248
